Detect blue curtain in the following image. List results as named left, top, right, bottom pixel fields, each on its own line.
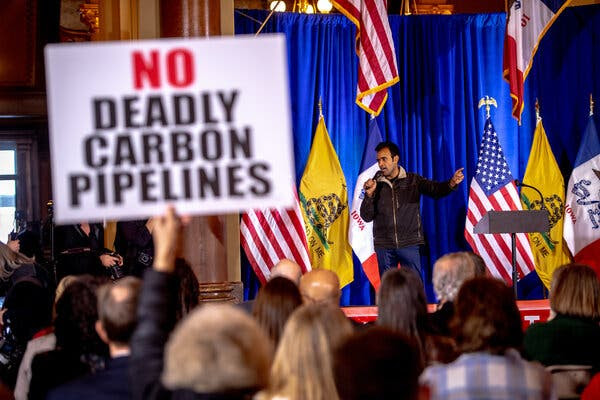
left=235, top=5, right=600, bottom=305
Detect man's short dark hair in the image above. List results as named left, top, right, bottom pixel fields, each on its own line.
left=97, top=276, right=141, bottom=345
left=375, top=141, right=400, bottom=160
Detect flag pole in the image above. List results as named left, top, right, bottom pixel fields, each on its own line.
left=318, top=97, right=323, bottom=118
left=591, top=93, right=595, bottom=116
left=535, top=98, right=541, bottom=123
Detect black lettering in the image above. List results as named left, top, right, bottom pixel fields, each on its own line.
left=140, top=170, right=157, bottom=202
left=162, top=169, right=178, bottom=200
left=123, top=96, right=141, bottom=128
left=198, top=166, right=220, bottom=197
left=84, top=135, right=108, bottom=168
left=249, top=163, right=271, bottom=195
left=229, top=126, right=252, bottom=158
left=200, top=129, right=222, bottom=160
left=141, top=133, right=164, bottom=164
left=114, top=135, right=137, bottom=166
left=146, top=95, right=168, bottom=126
left=93, top=98, right=116, bottom=130
left=113, top=172, right=134, bottom=204
left=69, top=174, right=91, bottom=206
left=173, top=94, right=196, bottom=125
left=171, top=131, right=193, bottom=162
left=227, top=164, right=244, bottom=197
left=218, top=90, right=238, bottom=122
left=202, top=92, right=218, bottom=123
left=97, top=172, right=107, bottom=205
left=182, top=168, right=192, bottom=199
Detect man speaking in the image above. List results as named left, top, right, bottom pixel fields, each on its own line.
left=360, top=141, right=464, bottom=279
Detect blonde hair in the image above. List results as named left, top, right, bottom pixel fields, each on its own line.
left=550, top=264, right=600, bottom=321
left=162, top=303, right=271, bottom=394
left=0, top=241, right=34, bottom=281
left=266, top=304, right=353, bottom=400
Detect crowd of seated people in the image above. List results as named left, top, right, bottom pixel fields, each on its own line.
left=1, top=207, right=600, bottom=399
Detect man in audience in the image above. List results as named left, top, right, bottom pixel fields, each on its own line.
left=270, top=258, right=303, bottom=285
left=334, top=327, right=429, bottom=400
left=421, top=277, right=555, bottom=399
left=299, top=269, right=341, bottom=306
left=46, top=276, right=141, bottom=400
left=430, top=252, right=478, bottom=335
left=131, top=207, right=271, bottom=400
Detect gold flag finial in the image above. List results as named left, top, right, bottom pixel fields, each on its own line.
left=318, top=97, right=323, bottom=118
left=477, top=96, right=497, bottom=119
left=590, top=94, right=594, bottom=117
left=535, top=98, right=541, bottom=122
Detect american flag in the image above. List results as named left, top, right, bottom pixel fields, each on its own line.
left=465, top=117, right=535, bottom=283
left=240, top=190, right=311, bottom=284
left=333, top=0, right=399, bottom=116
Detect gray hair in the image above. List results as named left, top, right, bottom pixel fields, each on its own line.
left=432, top=252, right=477, bottom=303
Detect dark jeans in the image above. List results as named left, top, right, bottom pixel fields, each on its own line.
left=375, top=246, right=422, bottom=280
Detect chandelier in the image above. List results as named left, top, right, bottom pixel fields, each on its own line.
left=269, top=0, right=334, bottom=13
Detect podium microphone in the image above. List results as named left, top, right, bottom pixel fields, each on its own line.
left=514, top=179, right=545, bottom=210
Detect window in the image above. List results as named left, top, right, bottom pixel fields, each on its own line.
left=0, top=143, right=16, bottom=242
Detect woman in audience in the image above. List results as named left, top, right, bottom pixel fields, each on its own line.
left=377, top=268, right=454, bottom=365
left=252, top=276, right=302, bottom=347
left=257, top=303, right=353, bottom=400
left=524, top=263, right=600, bottom=371
left=0, top=241, right=35, bottom=293
left=421, top=277, right=554, bottom=400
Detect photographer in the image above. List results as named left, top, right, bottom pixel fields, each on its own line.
left=114, top=219, right=154, bottom=278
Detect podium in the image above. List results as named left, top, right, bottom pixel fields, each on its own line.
left=474, top=210, right=550, bottom=297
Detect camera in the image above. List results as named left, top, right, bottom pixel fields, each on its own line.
left=136, top=251, right=153, bottom=268
left=0, top=319, right=24, bottom=373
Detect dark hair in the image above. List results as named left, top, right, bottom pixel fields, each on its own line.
left=375, top=141, right=400, bottom=160
left=174, top=258, right=200, bottom=321
left=376, top=268, right=429, bottom=366
left=334, top=327, right=422, bottom=400
left=252, top=276, right=302, bottom=346
left=97, top=277, right=141, bottom=344
left=452, top=277, right=522, bottom=354
left=54, top=275, right=108, bottom=358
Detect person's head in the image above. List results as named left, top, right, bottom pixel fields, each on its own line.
left=432, top=252, right=477, bottom=304
left=2, top=280, right=52, bottom=344
left=334, top=327, right=425, bottom=400
left=375, top=141, right=400, bottom=179
left=464, top=251, right=487, bottom=276
left=270, top=258, right=302, bottom=285
left=269, top=303, right=353, bottom=400
left=299, top=269, right=341, bottom=305
left=162, top=303, right=271, bottom=395
left=252, top=276, right=302, bottom=346
left=377, top=268, right=428, bottom=340
left=0, top=241, right=34, bottom=281
left=173, top=258, right=199, bottom=321
left=452, top=277, right=522, bottom=354
left=95, top=277, right=141, bottom=348
left=550, top=263, right=600, bottom=321
left=54, top=275, right=109, bottom=357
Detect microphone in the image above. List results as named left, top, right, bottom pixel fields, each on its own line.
left=514, top=179, right=545, bottom=210
left=373, top=170, right=383, bottom=180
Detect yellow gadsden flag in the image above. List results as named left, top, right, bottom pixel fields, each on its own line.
left=299, top=116, right=353, bottom=287
left=521, top=119, right=571, bottom=288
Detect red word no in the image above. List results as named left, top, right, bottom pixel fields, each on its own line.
left=132, top=48, right=194, bottom=89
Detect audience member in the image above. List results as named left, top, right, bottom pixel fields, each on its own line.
left=13, top=275, right=78, bottom=400
left=430, top=252, right=477, bottom=336
left=173, top=258, right=199, bottom=322
left=131, top=207, right=272, bottom=400
left=252, top=276, right=302, bottom=347
left=524, top=263, right=600, bottom=371
left=299, top=269, right=341, bottom=305
left=47, top=276, right=141, bottom=400
left=334, top=327, right=427, bottom=400
left=270, top=259, right=303, bottom=285
left=114, top=219, right=154, bottom=277
left=464, top=251, right=487, bottom=276
left=0, top=241, right=34, bottom=290
left=29, top=275, right=109, bottom=400
left=421, top=277, right=554, bottom=400
left=258, top=303, right=353, bottom=400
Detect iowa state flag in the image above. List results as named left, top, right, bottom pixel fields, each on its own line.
left=299, top=116, right=354, bottom=287
left=503, top=0, right=572, bottom=122
left=349, top=118, right=382, bottom=290
left=521, top=118, right=571, bottom=288
left=563, top=116, right=600, bottom=276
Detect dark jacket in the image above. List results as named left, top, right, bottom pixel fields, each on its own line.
left=114, top=220, right=154, bottom=277
left=360, top=170, right=454, bottom=248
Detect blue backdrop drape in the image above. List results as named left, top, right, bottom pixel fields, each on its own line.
left=234, top=5, right=600, bottom=305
